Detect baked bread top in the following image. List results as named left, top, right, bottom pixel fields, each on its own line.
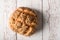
left=9, top=7, right=37, bottom=36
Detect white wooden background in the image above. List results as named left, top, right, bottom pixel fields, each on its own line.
left=0, top=0, right=60, bottom=40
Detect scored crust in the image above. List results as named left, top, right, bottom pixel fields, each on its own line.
left=9, top=7, right=37, bottom=36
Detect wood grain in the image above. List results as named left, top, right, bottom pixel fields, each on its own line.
left=43, top=0, right=50, bottom=40
left=48, top=0, right=60, bottom=40
left=43, top=0, right=60, bottom=40
left=3, top=0, right=17, bottom=40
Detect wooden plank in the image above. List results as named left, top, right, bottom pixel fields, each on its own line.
left=17, top=0, right=43, bottom=40
left=43, top=0, right=60, bottom=40
left=0, top=0, right=4, bottom=40
left=3, top=0, right=17, bottom=40
left=48, top=0, right=60, bottom=40
left=43, top=0, right=50, bottom=40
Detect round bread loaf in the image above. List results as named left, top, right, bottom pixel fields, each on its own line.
left=9, top=7, right=37, bottom=36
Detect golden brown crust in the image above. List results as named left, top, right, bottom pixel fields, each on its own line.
left=9, top=7, right=37, bottom=36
